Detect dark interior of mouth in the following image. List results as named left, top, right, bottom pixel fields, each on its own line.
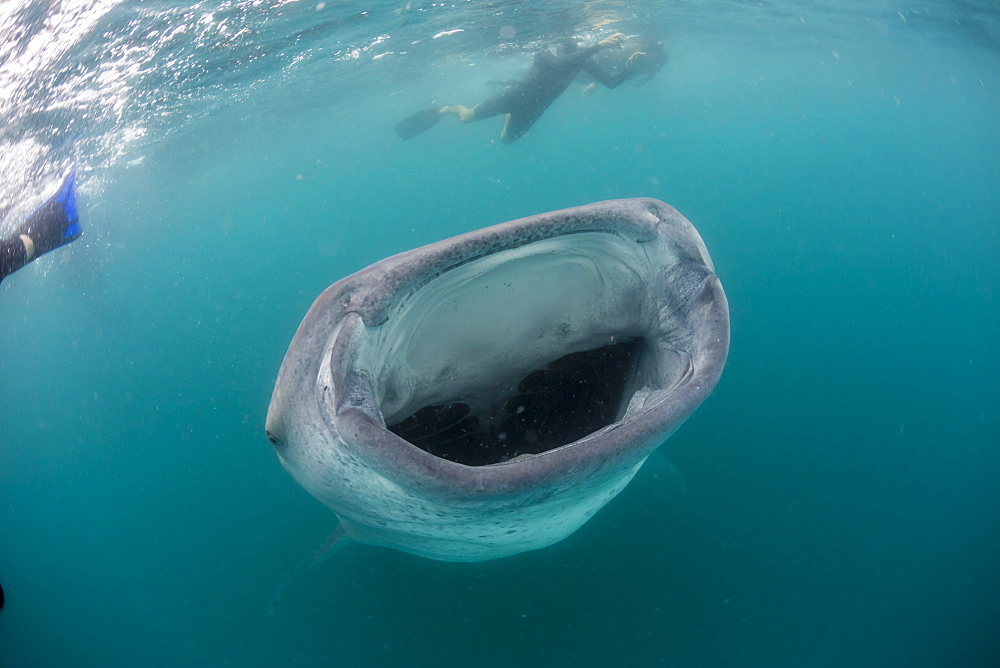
left=387, top=338, right=644, bottom=466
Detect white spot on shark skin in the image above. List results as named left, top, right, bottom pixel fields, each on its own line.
left=265, top=198, right=729, bottom=562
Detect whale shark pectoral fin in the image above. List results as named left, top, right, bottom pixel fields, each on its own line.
left=268, top=523, right=351, bottom=614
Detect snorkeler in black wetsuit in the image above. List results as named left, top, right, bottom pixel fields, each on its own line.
left=0, top=170, right=82, bottom=285
left=396, top=32, right=657, bottom=143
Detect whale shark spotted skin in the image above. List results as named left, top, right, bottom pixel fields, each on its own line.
left=265, top=198, right=729, bottom=562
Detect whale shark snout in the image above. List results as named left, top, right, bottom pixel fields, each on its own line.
left=265, top=198, right=729, bottom=561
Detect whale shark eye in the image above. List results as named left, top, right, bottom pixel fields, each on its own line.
left=266, top=430, right=281, bottom=446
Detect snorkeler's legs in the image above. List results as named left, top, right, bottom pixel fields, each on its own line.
left=500, top=114, right=514, bottom=142
left=439, top=105, right=476, bottom=123
left=396, top=103, right=480, bottom=140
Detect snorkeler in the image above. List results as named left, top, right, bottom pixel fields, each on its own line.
left=396, top=32, right=662, bottom=144
left=0, top=170, right=82, bottom=285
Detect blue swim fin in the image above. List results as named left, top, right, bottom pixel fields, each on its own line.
left=19, top=169, right=81, bottom=257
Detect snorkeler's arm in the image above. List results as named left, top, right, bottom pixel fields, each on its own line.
left=597, top=33, right=626, bottom=49
left=559, top=33, right=628, bottom=86
left=565, top=43, right=603, bottom=63
left=581, top=59, right=629, bottom=89
left=558, top=32, right=625, bottom=68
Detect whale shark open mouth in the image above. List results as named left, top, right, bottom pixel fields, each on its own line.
left=333, top=225, right=705, bottom=469
left=388, top=337, right=647, bottom=466
left=265, top=198, right=728, bottom=561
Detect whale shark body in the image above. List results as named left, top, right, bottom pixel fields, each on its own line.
left=265, top=198, right=729, bottom=562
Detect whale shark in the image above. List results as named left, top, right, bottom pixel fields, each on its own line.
left=265, top=198, right=729, bottom=562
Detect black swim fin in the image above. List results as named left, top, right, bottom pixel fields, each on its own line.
left=395, top=107, right=443, bottom=140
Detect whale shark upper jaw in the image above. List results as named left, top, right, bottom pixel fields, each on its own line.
left=265, top=198, right=728, bottom=561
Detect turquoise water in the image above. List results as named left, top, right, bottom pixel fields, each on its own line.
left=1, top=1, right=998, bottom=665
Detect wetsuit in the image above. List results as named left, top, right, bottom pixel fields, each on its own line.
left=473, top=43, right=629, bottom=143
